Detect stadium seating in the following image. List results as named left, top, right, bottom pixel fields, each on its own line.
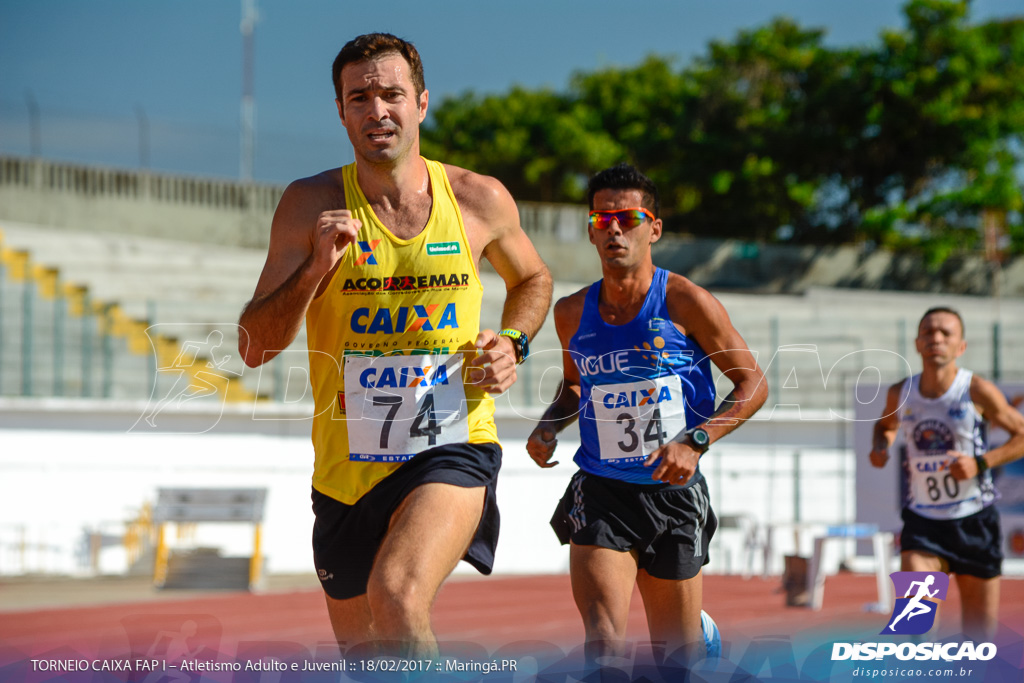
left=1, top=220, right=1021, bottom=411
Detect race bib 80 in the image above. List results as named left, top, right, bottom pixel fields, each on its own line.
left=344, top=354, right=469, bottom=462
left=591, top=375, right=687, bottom=463
left=908, top=454, right=982, bottom=514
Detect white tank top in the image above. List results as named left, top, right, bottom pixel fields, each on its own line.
left=898, top=369, right=995, bottom=520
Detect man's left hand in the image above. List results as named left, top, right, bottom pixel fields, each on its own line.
left=467, top=329, right=518, bottom=394
left=645, top=441, right=701, bottom=484
left=949, top=451, right=980, bottom=480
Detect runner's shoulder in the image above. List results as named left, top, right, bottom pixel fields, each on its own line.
left=665, top=272, right=713, bottom=306
left=442, top=164, right=515, bottom=224
left=554, top=286, right=589, bottom=327
left=664, top=273, right=726, bottom=325
left=276, top=168, right=348, bottom=219
left=286, top=167, right=350, bottom=202
left=552, top=286, right=593, bottom=342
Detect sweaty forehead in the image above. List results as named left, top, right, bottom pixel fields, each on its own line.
left=593, top=188, right=646, bottom=210
left=918, top=312, right=962, bottom=335
left=341, top=54, right=412, bottom=93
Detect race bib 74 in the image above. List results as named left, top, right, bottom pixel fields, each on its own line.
left=344, top=353, right=469, bottom=462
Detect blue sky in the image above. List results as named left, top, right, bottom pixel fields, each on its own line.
left=1, top=0, right=1020, bottom=184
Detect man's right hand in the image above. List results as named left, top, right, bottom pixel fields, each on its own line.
left=527, top=427, right=559, bottom=468
left=869, top=448, right=889, bottom=468
left=311, top=210, right=361, bottom=276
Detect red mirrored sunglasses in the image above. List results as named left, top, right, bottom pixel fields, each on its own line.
left=588, top=207, right=656, bottom=230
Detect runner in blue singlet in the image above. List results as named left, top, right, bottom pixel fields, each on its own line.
left=526, top=164, right=768, bottom=669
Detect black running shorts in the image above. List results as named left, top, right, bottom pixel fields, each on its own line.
left=900, top=505, right=1002, bottom=579
left=312, top=441, right=502, bottom=600
left=550, top=469, right=717, bottom=581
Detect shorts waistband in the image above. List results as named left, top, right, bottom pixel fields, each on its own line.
left=580, top=469, right=704, bottom=493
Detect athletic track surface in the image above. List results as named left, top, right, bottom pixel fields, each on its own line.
left=4, top=573, right=1024, bottom=681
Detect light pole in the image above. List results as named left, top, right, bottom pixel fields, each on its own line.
left=25, top=90, right=40, bottom=157
left=136, top=105, right=150, bottom=169
left=240, top=0, right=258, bottom=182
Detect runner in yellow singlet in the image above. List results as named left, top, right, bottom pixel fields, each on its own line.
left=238, top=33, right=552, bottom=657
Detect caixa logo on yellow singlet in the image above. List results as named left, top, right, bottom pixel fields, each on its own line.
left=350, top=303, right=459, bottom=334
left=356, top=239, right=381, bottom=265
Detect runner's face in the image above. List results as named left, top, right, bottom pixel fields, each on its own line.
left=915, top=312, right=966, bottom=366
left=588, top=188, right=662, bottom=270
left=337, top=54, right=428, bottom=165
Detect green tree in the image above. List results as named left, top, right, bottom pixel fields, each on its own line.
left=420, top=0, right=1024, bottom=255
left=853, top=1, right=1024, bottom=258
left=666, top=18, right=844, bottom=241
left=421, top=87, right=622, bottom=202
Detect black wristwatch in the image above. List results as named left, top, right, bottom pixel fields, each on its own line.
left=975, top=455, right=990, bottom=474
left=498, top=328, right=530, bottom=364
left=688, top=427, right=711, bottom=455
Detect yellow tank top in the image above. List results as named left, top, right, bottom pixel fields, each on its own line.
left=306, top=159, right=498, bottom=504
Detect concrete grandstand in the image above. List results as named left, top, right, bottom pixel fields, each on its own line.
left=2, top=155, right=1022, bottom=410
left=2, top=155, right=1024, bottom=583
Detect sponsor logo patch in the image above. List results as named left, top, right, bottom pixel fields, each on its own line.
left=342, top=273, right=470, bottom=293
left=426, top=241, right=461, bottom=255
left=355, top=239, right=382, bottom=266
left=912, top=419, right=955, bottom=455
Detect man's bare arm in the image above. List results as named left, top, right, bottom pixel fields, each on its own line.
left=646, top=281, right=768, bottom=483
left=455, top=171, right=553, bottom=393
left=486, top=240, right=553, bottom=339
left=526, top=293, right=585, bottom=468
left=238, top=180, right=360, bottom=367
left=950, top=375, right=1024, bottom=480
left=676, top=284, right=768, bottom=442
left=478, top=177, right=553, bottom=338
left=869, top=381, right=905, bottom=468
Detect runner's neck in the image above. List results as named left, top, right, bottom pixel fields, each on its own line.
left=355, top=156, right=430, bottom=210
left=918, top=364, right=959, bottom=399
left=599, top=264, right=656, bottom=324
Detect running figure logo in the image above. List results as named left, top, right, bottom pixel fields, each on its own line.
left=883, top=571, right=949, bottom=635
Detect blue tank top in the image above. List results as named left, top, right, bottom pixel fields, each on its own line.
left=570, top=268, right=717, bottom=484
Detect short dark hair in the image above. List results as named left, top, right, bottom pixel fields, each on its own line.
left=919, top=306, right=965, bottom=336
left=587, top=163, right=659, bottom=217
left=332, top=33, right=425, bottom=103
